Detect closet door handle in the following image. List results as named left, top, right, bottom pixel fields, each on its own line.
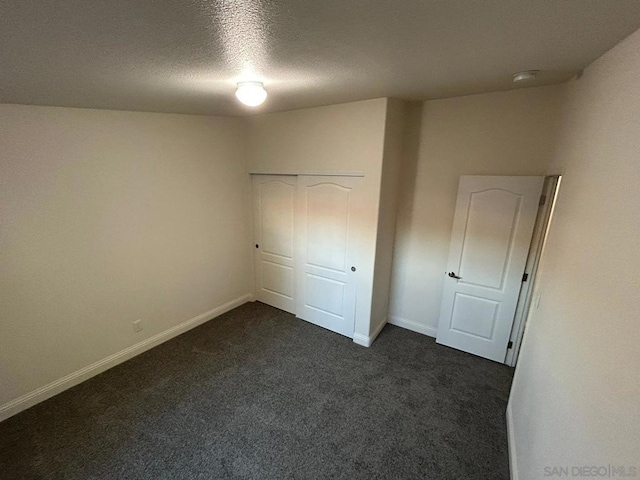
left=448, top=272, right=462, bottom=280
left=351, top=266, right=356, bottom=272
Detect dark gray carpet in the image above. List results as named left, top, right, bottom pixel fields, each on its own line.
left=0, top=302, right=514, bottom=479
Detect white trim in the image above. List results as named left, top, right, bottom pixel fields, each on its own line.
left=387, top=315, right=437, bottom=338
left=0, top=293, right=254, bottom=422
left=250, top=171, right=365, bottom=178
left=506, top=176, right=561, bottom=366
left=352, top=333, right=370, bottom=347
left=507, top=402, right=519, bottom=480
left=352, top=317, right=387, bottom=347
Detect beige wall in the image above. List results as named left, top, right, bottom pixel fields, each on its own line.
left=370, top=99, right=408, bottom=335
left=246, top=99, right=389, bottom=339
left=0, top=105, right=253, bottom=415
left=509, top=29, right=640, bottom=479
left=388, top=86, right=563, bottom=335
left=246, top=98, right=388, bottom=177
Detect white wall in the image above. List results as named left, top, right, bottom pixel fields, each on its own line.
left=246, top=99, right=389, bottom=340
left=370, top=99, right=408, bottom=336
left=388, top=86, right=563, bottom=336
left=508, top=29, right=640, bottom=479
left=0, top=105, right=253, bottom=418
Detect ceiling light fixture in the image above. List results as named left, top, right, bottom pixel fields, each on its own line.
left=235, top=81, right=267, bottom=107
left=512, top=70, right=540, bottom=83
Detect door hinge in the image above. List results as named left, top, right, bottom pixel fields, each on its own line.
left=539, top=194, right=546, bottom=206
left=508, top=341, right=513, bottom=349
left=522, top=273, right=529, bottom=282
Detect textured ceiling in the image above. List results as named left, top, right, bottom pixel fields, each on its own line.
left=2, top=0, right=640, bottom=116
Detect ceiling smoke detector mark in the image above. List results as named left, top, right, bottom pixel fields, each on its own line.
left=512, top=70, right=540, bottom=83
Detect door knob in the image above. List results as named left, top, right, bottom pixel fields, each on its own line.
left=448, top=272, right=462, bottom=279
left=351, top=266, right=356, bottom=272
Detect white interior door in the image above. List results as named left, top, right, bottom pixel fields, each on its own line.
left=436, top=175, right=544, bottom=362
left=295, top=176, right=360, bottom=338
left=252, top=175, right=297, bottom=314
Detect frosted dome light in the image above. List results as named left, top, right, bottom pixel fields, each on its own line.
left=235, top=81, right=267, bottom=107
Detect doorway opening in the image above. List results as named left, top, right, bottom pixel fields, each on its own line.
left=505, top=175, right=562, bottom=367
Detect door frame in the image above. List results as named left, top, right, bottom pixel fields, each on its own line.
left=505, top=175, right=562, bottom=366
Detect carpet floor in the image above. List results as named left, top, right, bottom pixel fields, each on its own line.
left=0, top=301, right=514, bottom=479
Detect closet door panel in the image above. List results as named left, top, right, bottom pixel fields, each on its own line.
left=252, top=175, right=297, bottom=314
left=296, top=176, right=361, bottom=337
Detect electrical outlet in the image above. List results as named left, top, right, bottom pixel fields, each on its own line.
left=133, top=319, right=143, bottom=333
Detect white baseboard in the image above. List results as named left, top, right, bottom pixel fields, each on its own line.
left=387, top=315, right=437, bottom=338
left=506, top=402, right=518, bottom=480
left=0, top=293, right=254, bottom=423
left=352, top=333, right=369, bottom=347
left=352, top=317, right=387, bottom=347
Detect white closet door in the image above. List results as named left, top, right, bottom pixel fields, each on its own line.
left=252, top=175, right=297, bottom=314
left=295, top=176, right=361, bottom=338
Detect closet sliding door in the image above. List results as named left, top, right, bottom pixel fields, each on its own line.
left=252, top=174, right=361, bottom=338
left=295, top=176, right=361, bottom=338
left=252, top=175, right=297, bottom=314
